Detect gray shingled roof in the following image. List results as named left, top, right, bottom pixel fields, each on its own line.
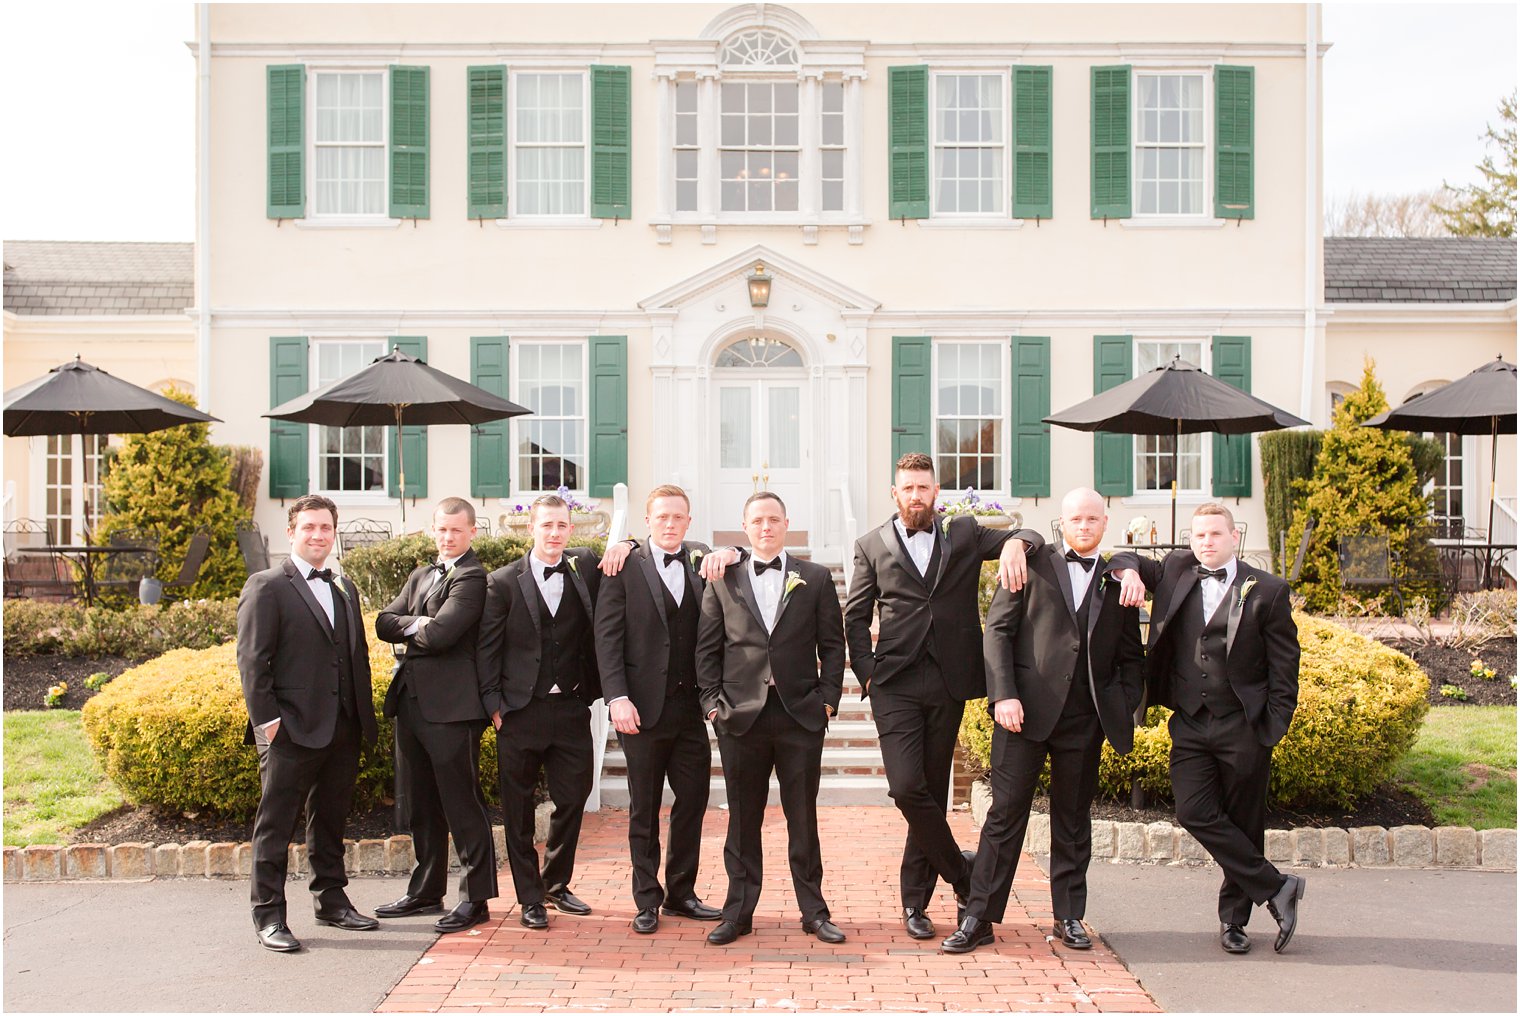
left=3, top=240, right=194, bottom=316
left=1324, top=237, right=1516, bottom=303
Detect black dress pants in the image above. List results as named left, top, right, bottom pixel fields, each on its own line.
left=249, top=713, right=361, bottom=927
left=619, top=686, right=711, bottom=909
left=966, top=706, right=1104, bottom=924
left=870, top=656, right=968, bottom=908
left=496, top=694, right=592, bottom=905
left=714, top=690, right=829, bottom=924
left=1168, top=707, right=1284, bottom=925
left=395, top=691, right=498, bottom=903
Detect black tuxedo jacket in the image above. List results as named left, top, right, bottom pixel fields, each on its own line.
left=1113, top=550, right=1300, bottom=747
left=477, top=546, right=602, bottom=717
left=844, top=514, right=1044, bottom=700
left=982, top=545, right=1145, bottom=753
left=593, top=539, right=710, bottom=728
left=695, top=556, right=845, bottom=736
left=375, top=547, right=489, bottom=724
left=236, top=558, right=377, bottom=748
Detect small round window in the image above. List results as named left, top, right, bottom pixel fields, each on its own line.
left=714, top=336, right=803, bottom=368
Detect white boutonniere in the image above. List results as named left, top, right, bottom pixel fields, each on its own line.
left=783, top=573, right=807, bottom=598
left=939, top=516, right=951, bottom=539
left=1238, top=576, right=1258, bottom=605
left=567, top=556, right=579, bottom=575
left=689, top=548, right=705, bottom=568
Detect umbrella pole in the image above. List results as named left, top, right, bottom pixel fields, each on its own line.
left=395, top=404, right=407, bottom=529
left=1486, top=417, right=1499, bottom=588
left=1171, top=418, right=1181, bottom=543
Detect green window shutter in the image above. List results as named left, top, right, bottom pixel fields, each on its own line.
left=387, top=337, right=429, bottom=499
left=588, top=336, right=628, bottom=497
left=269, top=337, right=309, bottom=498
left=1093, top=335, right=1133, bottom=496
left=467, top=66, right=507, bottom=219
left=1211, top=336, right=1253, bottom=496
left=470, top=337, right=511, bottom=498
left=891, top=336, right=932, bottom=467
left=1012, top=66, right=1053, bottom=219
left=590, top=66, right=632, bottom=220
left=1010, top=337, right=1051, bottom=498
left=267, top=65, right=305, bottom=219
left=888, top=66, right=929, bottom=220
left=1214, top=65, right=1254, bottom=220
left=1090, top=65, right=1131, bottom=219
left=390, top=66, right=430, bottom=219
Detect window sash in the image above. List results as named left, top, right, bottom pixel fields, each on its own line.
left=513, top=341, right=589, bottom=493
left=43, top=434, right=106, bottom=544
left=931, top=72, right=1007, bottom=217
left=512, top=72, right=589, bottom=217
left=932, top=340, right=1007, bottom=492
left=313, top=339, right=388, bottom=493
left=1134, top=72, right=1207, bottom=216
left=1134, top=339, right=1207, bottom=493
left=312, top=71, right=387, bottom=217
left=719, top=81, right=801, bottom=213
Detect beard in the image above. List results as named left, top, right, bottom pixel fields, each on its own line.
left=897, top=498, right=936, bottom=532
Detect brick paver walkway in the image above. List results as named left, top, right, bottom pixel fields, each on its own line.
left=378, top=807, right=1157, bottom=1013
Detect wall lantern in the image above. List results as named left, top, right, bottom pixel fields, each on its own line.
left=746, top=262, right=772, bottom=308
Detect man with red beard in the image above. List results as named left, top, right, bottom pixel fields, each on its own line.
left=844, top=453, right=1043, bottom=940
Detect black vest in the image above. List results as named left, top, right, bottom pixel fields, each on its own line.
left=330, top=583, right=359, bottom=718
left=533, top=577, right=591, bottom=698
left=895, top=526, right=943, bottom=665
left=661, top=571, right=699, bottom=695
left=1169, top=582, right=1241, bottom=719
left=1061, top=571, right=1099, bottom=717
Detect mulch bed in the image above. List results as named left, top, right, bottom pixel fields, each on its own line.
left=73, top=802, right=511, bottom=846
left=1035, top=783, right=1436, bottom=831
left=1381, top=639, right=1518, bottom=707
left=3, top=655, right=137, bottom=711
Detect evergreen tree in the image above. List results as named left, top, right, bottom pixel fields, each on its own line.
left=1286, top=361, right=1437, bottom=613
left=1434, top=92, right=1517, bottom=238
left=96, top=389, right=252, bottom=600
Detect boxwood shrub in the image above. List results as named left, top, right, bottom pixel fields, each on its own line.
left=3, top=600, right=239, bottom=658
left=80, top=614, right=507, bottom=820
left=340, top=532, right=606, bottom=607
left=959, top=613, right=1430, bottom=809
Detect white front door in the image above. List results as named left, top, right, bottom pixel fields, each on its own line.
left=713, top=378, right=809, bottom=542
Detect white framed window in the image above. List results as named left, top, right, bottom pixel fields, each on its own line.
left=511, top=72, right=588, bottom=217
left=513, top=341, right=588, bottom=493
left=1134, top=339, right=1207, bottom=493
left=1429, top=431, right=1466, bottom=528
left=720, top=81, right=801, bottom=213
left=42, top=434, right=107, bottom=544
left=932, top=72, right=1006, bottom=217
left=313, top=340, right=387, bottom=494
left=1134, top=73, right=1207, bottom=217
left=820, top=80, right=846, bottom=213
left=674, top=80, right=700, bottom=212
left=311, top=70, right=387, bottom=217
left=933, top=340, right=1007, bottom=492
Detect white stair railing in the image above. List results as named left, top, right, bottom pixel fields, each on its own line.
left=839, top=475, right=858, bottom=594
left=1492, top=496, right=1517, bottom=583
left=585, top=482, right=629, bottom=813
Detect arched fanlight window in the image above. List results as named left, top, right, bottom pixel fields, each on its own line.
left=714, top=336, right=803, bottom=368
left=720, top=29, right=798, bottom=67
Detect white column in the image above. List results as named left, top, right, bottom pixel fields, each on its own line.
left=697, top=72, right=719, bottom=222
left=653, top=73, right=676, bottom=222
left=844, top=71, right=866, bottom=222
left=798, top=71, right=821, bottom=222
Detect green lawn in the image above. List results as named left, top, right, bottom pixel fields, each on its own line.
left=3, top=710, right=123, bottom=847
left=1394, top=706, right=1516, bottom=830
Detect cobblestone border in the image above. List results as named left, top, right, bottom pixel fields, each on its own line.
left=5, top=806, right=552, bottom=884
left=968, top=781, right=1517, bottom=871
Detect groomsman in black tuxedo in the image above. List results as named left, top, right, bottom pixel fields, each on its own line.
left=373, top=497, right=497, bottom=933
left=844, top=452, right=1039, bottom=940
left=477, top=494, right=605, bottom=930
left=1111, top=502, right=1305, bottom=955
left=237, top=495, right=378, bottom=952
left=696, top=492, right=847, bottom=946
left=596, top=484, right=741, bottom=933
left=943, top=488, right=1143, bottom=954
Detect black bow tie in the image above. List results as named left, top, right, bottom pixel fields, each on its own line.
left=903, top=521, right=935, bottom=535
left=429, top=562, right=449, bottom=577
left=753, top=557, right=782, bottom=575
left=662, top=551, right=684, bottom=568
left=542, top=561, right=569, bottom=580
left=1195, top=566, right=1228, bottom=581
left=1064, top=550, right=1097, bottom=573
left=308, top=568, right=335, bottom=583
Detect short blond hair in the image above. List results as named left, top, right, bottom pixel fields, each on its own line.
left=1192, top=502, right=1236, bottom=528
left=645, top=484, right=691, bottom=514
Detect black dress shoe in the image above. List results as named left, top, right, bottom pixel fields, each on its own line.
left=1267, top=873, right=1306, bottom=953
left=706, top=920, right=753, bottom=945
left=1220, top=923, right=1251, bottom=954
left=661, top=897, right=722, bottom=921
left=940, top=917, right=995, bottom=954
left=375, top=894, right=445, bottom=918
left=314, top=905, right=379, bottom=931
left=520, top=903, right=549, bottom=929
left=1052, top=918, right=1092, bottom=949
left=544, top=889, right=592, bottom=915
left=257, top=922, right=302, bottom=952
left=903, top=907, right=935, bottom=939
left=435, top=901, right=490, bottom=933
left=632, top=907, right=660, bottom=934
left=802, top=918, right=846, bottom=943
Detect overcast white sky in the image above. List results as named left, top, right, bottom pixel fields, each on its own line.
left=0, top=2, right=1514, bottom=243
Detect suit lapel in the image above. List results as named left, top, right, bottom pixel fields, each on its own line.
left=1155, top=557, right=1200, bottom=641
left=285, top=560, right=336, bottom=642
left=638, top=542, right=672, bottom=626
left=1047, top=546, right=1079, bottom=625
left=515, top=562, right=543, bottom=637
left=928, top=517, right=950, bottom=593
left=772, top=562, right=804, bottom=631
left=1085, top=561, right=1109, bottom=643
left=728, top=565, right=769, bottom=633
left=337, top=576, right=360, bottom=655
left=878, top=519, right=926, bottom=588
left=567, top=554, right=594, bottom=617
left=1224, top=561, right=1250, bottom=658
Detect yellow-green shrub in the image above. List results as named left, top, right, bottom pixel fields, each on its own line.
left=959, top=613, right=1430, bottom=809
left=81, top=613, right=506, bottom=820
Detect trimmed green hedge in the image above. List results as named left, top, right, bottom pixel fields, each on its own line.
left=959, top=613, right=1430, bottom=809
left=3, top=600, right=238, bottom=658
left=341, top=533, right=606, bottom=607
left=80, top=614, right=507, bottom=820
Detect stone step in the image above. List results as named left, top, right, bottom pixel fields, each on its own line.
left=596, top=774, right=892, bottom=808
left=601, top=747, right=888, bottom=780
left=603, top=717, right=880, bottom=752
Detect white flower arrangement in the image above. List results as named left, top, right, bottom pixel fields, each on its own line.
left=783, top=573, right=808, bottom=597
left=1125, top=516, right=1154, bottom=542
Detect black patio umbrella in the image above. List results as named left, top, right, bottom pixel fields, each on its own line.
left=3, top=356, right=221, bottom=437
left=1045, top=356, right=1309, bottom=539
left=264, top=348, right=530, bottom=525
left=1363, top=356, right=1516, bottom=543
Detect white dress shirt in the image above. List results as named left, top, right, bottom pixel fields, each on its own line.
left=893, top=517, right=935, bottom=576
left=746, top=550, right=788, bottom=634
left=650, top=538, right=687, bottom=607
left=402, top=553, right=459, bottom=637
left=1061, top=541, right=1101, bottom=610
left=262, top=552, right=336, bottom=734
left=530, top=551, right=568, bottom=616
left=1199, top=556, right=1238, bottom=622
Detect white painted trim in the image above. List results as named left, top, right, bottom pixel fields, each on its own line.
left=928, top=69, right=1012, bottom=220
left=196, top=2, right=212, bottom=414
left=1119, top=217, right=1226, bottom=230
left=510, top=338, right=591, bottom=498
left=507, top=69, right=592, bottom=221
left=638, top=243, right=880, bottom=312
left=930, top=338, right=1013, bottom=496
left=1320, top=302, right=1517, bottom=324
left=494, top=218, right=605, bottom=230
left=1130, top=66, right=1213, bottom=221
left=293, top=217, right=402, bottom=230
left=915, top=218, right=1024, bottom=230
left=701, top=3, right=820, bottom=43
left=1300, top=4, right=1322, bottom=424
left=4, top=315, right=193, bottom=334
left=305, top=65, right=391, bottom=222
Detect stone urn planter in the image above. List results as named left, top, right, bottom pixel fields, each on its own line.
left=945, top=511, right=1022, bottom=530
left=499, top=509, right=611, bottom=539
